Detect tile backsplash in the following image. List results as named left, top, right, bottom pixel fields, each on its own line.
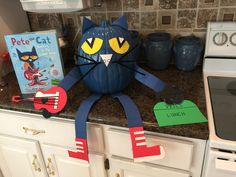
left=27, top=0, right=236, bottom=55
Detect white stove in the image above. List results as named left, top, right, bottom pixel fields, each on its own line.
left=203, top=22, right=236, bottom=177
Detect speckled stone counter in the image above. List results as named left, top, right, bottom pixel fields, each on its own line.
left=0, top=65, right=209, bottom=140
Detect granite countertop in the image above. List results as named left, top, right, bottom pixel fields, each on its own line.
left=0, top=65, right=209, bottom=140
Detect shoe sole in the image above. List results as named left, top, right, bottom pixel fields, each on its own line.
left=134, top=146, right=165, bottom=163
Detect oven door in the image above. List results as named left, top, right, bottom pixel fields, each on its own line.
left=203, top=148, right=236, bottom=177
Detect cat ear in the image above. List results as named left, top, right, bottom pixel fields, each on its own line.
left=16, top=48, right=21, bottom=55
left=82, top=17, right=97, bottom=34
left=32, top=46, right=37, bottom=54
left=112, top=16, right=128, bottom=31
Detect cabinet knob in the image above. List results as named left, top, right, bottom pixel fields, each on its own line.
left=46, top=158, right=55, bottom=176
left=23, top=127, right=46, bottom=135
left=32, top=154, right=41, bottom=172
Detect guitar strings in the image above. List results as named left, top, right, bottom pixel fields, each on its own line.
left=15, top=97, right=61, bottom=101
left=21, top=99, right=60, bottom=105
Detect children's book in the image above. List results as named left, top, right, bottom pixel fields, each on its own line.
left=5, top=30, right=64, bottom=95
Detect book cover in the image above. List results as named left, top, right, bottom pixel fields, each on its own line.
left=5, top=30, right=64, bottom=95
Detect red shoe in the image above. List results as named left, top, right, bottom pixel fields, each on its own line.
left=129, top=127, right=165, bottom=162
left=68, top=138, right=89, bottom=162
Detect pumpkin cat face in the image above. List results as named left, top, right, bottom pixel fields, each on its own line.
left=79, top=17, right=133, bottom=66
left=78, top=16, right=136, bottom=94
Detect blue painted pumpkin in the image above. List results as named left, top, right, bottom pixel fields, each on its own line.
left=78, top=16, right=136, bottom=94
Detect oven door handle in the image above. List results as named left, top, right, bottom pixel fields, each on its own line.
left=215, top=158, right=236, bottom=173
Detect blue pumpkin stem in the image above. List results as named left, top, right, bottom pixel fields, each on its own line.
left=100, top=20, right=110, bottom=28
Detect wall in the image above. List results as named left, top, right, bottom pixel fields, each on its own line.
left=28, top=0, right=236, bottom=36
left=0, top=0, right=30, bottom=53
left=27, top=0, right=236, bottom=63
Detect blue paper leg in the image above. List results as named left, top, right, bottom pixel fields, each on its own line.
left=68, top=94, right=101, bottom=162
left=75, top=94, right=102, bottom=139
left=112, top=93, right=143, bottom=128
left=113, top=93, right=165, bottom=162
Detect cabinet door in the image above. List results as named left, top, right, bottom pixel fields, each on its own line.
left=41, top=143, right=107, bottom=177
left=109, top=157, right=190, bottom=177
left=0, top=134, right=48, bottom=177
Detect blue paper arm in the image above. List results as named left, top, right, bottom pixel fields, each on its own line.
left=134, top=65, right=166, bottom=93
left=59, top=66, right=81, bottom=91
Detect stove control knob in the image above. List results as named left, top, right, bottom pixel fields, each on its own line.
left=230, top=32, right=236, bottom=46
left=213, top=32, right=228, bottom=46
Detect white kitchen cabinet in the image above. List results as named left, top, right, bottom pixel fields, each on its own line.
left=0, top=134, right=47, bottom=177
left=109, top=157, right=190, bottom=177
left=0, top=109, right=107, bottom=177
left=0, top=109, right=207, bottom=177
left=41, top=143, right=107, bottom=177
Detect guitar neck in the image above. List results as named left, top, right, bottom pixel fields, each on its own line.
left=35, top=92, right=59, bottom=98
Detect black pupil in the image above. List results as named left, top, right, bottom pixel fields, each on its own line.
left=86, top=38, right=95, bottom=48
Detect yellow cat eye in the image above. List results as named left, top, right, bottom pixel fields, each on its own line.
left=81, top=38, right=103, bottom=55
left=21, top=56, right=30, bottom=60
left=109, top=37, right=130, bottom=54
left=30, top=55, right=38, bottom=60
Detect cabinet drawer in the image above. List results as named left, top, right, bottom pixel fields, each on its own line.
left=0, top=109, right=104, bottom=153
left=110, top=156, right=190, bottom=177
left=107, top=128, right=194, bottom=171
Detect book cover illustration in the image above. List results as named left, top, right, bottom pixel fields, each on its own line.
left=5, top=30, right=64, bottom=95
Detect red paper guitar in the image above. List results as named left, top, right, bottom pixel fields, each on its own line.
left=12, top=86, right=67, bottom=113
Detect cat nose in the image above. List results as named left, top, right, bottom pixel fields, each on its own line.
left=100, top=54, right=113, bottom=67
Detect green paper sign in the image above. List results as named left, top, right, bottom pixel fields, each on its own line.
left=153, top=100, right=208, bottom=127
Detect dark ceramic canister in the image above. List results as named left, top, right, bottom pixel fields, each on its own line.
left=144, top=32, right=173, bottom=70
left=174, top=36, right=203, bottom=71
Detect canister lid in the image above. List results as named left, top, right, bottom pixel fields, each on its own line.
left=176, top=36, right=202, bottom=45
left=147, top=32, right=171, bottom=42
